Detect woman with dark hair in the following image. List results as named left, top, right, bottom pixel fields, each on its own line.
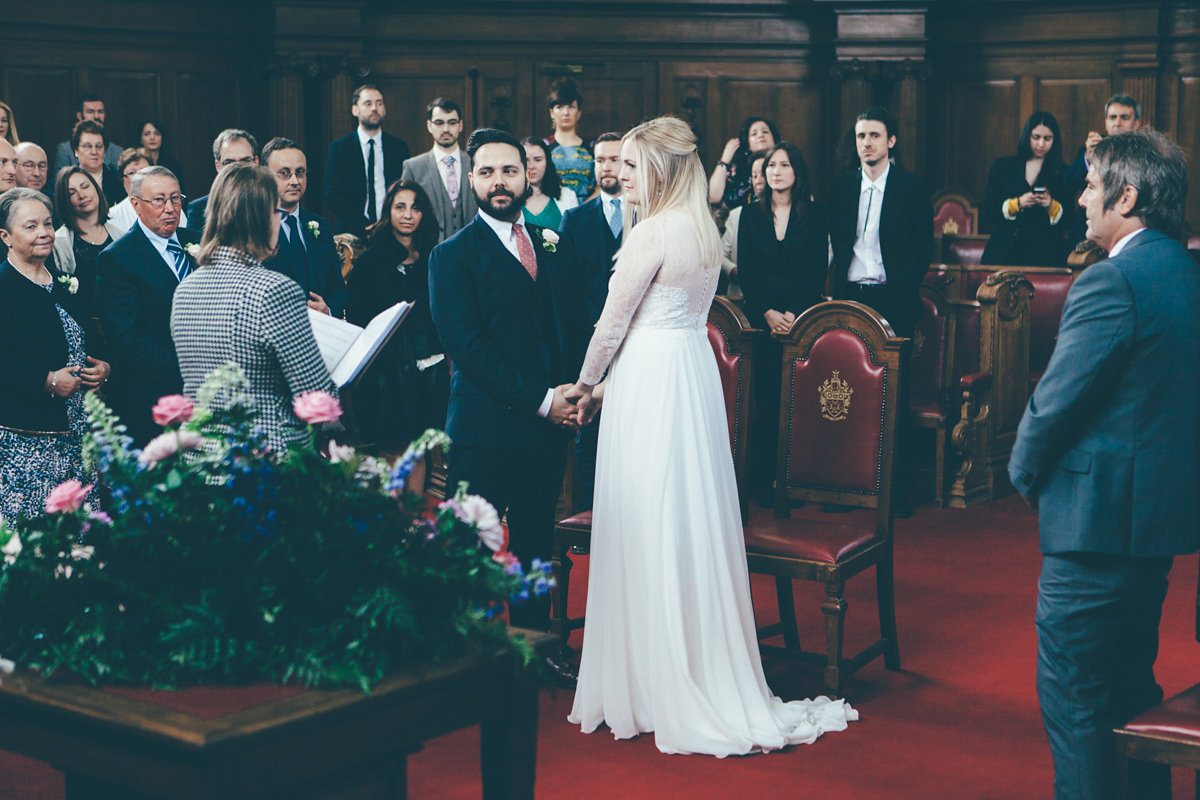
left=708, top=116, right=778, bottom=211
left=345, top=179, right=448, bottom=451
left=0, top=188, right=110, bottom=519
left=138, top=119, right=186, bottom=194
left=545, top=78, right=595, bottom=203
left=981, top=110, right=1068, bottom=266
left=737, top=142, right=828, bottom=505
left=170, top=164, right=335, bottom=455
left=522, top=136, right=578, bottom=231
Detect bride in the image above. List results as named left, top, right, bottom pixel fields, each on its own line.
left=564, top=116, right=857, bottom=756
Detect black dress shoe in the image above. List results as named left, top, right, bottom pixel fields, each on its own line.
left=543, top=654, right=578, bottom=689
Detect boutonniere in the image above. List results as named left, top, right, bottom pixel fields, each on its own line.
left=185, top=243, right=200, bottom=259
left=56, top=274, right=79, bottom=295
left=539, top=228, right=559, bottom=253
left=307, top=220, right=321, bottom=239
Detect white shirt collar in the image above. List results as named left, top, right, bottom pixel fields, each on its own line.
left=357, top=128, right=381, bottom=149
left=1106, top=227, right=1146, bottom=259
left=601, top=192, right=623, bottom=212
left=136, top=218, right=177, bottom=252
left=860, top=162, right=890, bottom=193
left=477, top=208, right=526, bottom=239
left=433, top=145, right=462, bottom=164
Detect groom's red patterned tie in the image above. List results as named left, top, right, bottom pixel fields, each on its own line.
left=511, top=223, right=538, bottom=281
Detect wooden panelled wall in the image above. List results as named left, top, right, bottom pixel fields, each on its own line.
left=2, top=1, right=1197, bottom=234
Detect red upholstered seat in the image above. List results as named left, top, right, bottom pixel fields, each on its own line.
left=706, top=320, right=740, bottom=448
left=1026, top=272, right=1073, bottom=377
left=1124, top=682, right=1200, bottom=741
left=910, top=399, right=946, bottom=421
left=744, top=519, right=881, bottom=564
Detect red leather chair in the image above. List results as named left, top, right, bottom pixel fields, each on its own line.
left=743, top=300, right=907, bottom=695
left=932, top=191, right=978, bottom=236
left=549, top=296, right=758, bottom=657
left=1114, top=681, right=1200, bottom=798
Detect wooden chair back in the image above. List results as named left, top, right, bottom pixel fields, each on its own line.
left=333, top=233, right=366, bottom=279
left=932, top=191, right=979, bottom=236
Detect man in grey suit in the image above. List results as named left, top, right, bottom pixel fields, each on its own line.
left=400, top=98, right=476, bottom=242
left=1009, top=129, right=1198, bottom=800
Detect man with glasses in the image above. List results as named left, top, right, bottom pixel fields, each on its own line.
left=108, top=148, right=175, bottom=233
left=185, top=129, right=259, bottom=232
left=262, top=137, right=346, bottom=318
left=14, top=142, right=49, bottom=193
left=96, top=166, right=198, bottom=446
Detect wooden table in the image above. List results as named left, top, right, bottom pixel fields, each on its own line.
left=0, top=630, right=552, bottom=799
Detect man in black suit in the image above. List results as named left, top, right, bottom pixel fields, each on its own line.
left=429, top=129, right=586, bottom=669
left=1010, top=130, right=1197, bottom=800
left=829, top=106, right=933, bottom=340
left=184, top=129, right=258, bottom=233
left=325, top=85, right=410, bottom=239
left=556, top=130, right=624, bottom=509
left=261, top=137, right=346, bottom=318
left=95, top=166, right=198, bottom=446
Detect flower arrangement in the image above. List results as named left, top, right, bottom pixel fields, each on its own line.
left=0, top=364, right=552, bottom=692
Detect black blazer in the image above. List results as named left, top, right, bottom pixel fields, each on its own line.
left=263, top=208, right=347, bottom=318
left=557, top=195, right=621, bottom=324
left=184, top=194, right=208, bottom=233
left=325, top=132, right=410, bottom=239
left=94, top=223, right=199, bottom=443
left=737, top=200, right=828, bottom=326
left=829, top=165, right=934, bottom=336
left=980, top=154, right=1067, bottom=267
left=428, top=215, right=587, bottom=450
left=0, top=261, right=82, bottom=432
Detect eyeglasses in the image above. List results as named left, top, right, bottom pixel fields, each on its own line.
left=218, top=156, right=256, bottom=167
left=19, top=161, right=48, bottom=171
left=273, top=168, right=307, bottom=180
left=77, top=143, right=105, bottom=152
left=134, top=193, right=185, bottom=209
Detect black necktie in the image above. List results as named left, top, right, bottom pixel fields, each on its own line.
left=285, top=214, right=310, bottom=293
left=366, top=139, right=377, bottom=223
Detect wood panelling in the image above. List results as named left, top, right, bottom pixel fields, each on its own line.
left=533, top=61, right=657, bottom=142
left=1036, top=78, right=1112, bottom=165
left=89, top=71, right=160, bottom=149
left=1, top=67, right=77, bottom=158
left=1179, top=76, right=1200, bottom=236
left=938, top=80, right=1020, bottom=224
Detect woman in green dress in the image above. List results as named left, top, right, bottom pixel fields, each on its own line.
left=521, top=137, right=577, bottom=231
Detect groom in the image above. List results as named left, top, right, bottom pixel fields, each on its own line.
left=429, top=129, right=588, bottom=665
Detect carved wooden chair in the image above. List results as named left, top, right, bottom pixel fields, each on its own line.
left=910, top=284, right=957, bottom=507
left=1114, top=681, right=1200, bottom=798
left=333, top=233, right=366, bottom=279
left=932, top=191, right=979, bottom=236
left=549, top=296, right=758, bottom=657
left=743, top=300, right=906, bottom=696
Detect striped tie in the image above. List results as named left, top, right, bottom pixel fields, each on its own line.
left=166, top=239, right=190, bottom=282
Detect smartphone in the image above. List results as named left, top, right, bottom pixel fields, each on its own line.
left=1032, top=187, right=1046, bottom=195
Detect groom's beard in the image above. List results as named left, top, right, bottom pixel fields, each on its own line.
left=476, top=183, right=533, bottom=223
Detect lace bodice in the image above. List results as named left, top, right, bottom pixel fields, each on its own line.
left=579, top=211, right=719, bottom=384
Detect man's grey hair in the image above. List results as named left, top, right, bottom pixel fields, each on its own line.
left=211, top=129, right=259, bottom=162
left=1105, top=93, right=1141, bottom=120
left=130, top=165, right=178, bottom=199
left=1091, top=128, right=1187, bottom=240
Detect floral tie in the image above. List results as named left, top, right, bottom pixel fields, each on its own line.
left=444, top=155, right=459, bottom=206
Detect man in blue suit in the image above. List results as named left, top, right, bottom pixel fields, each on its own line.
left=557, top=130, right=624, bottom=509
left=429, top=129, right=587, bottom=677
left=1009, top=129, right=1198, bottom=800
left=261, top=137, right=346, bottom=318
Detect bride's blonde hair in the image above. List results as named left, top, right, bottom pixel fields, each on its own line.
left=621, top=115, right=722, bottom=270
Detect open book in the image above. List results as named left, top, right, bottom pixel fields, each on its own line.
left=308, top=302, right=411, bottom=387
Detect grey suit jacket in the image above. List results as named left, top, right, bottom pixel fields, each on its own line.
left=400, top=149, right=477, bottom=243
left=1008, top=228, right=1200, bottom=557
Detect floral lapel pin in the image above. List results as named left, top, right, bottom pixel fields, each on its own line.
left=539, top=229, right=559, bottom=253
left=185, top=243, right=200, bottom=259
left=307, top=220, right=321, bottom=239
left=56, top=274, right=79, bottom=294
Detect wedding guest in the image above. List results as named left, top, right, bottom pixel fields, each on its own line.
left=0, top=100, right=17, bottom=146
left=400, top=98, right=473, bottom=243
left=708, top=116, right=778, bottom=211
left=53, top=94, right=122, bottom=176
left=737, top=142, right=827, bottom=505
left=14, top=142, right=50, bottom=193
left=521, top=136, right=577, bottom=231
left=545, top=79, right=595, bottom=204
left=70, top=120, right=125, bottom=206
left=719, top=151, right=766, bottom=298
left=0, top=188, right=110, bottom=519
left=346, top=179, right=447, bottom=450
left=186, top=129, right=258, bottom=233
left=0, top=137, right=17, bottom=193
left=52, top=166, right=124, bottom=350
left=326, top=85, right=410, bottom=239
left=107, top=149, right=155, bottom=233
left=171, top=164, right=337, bottom=455
left=137, top=119, right=186, bottom=195
left=981, top=111, right=1067, bottom=267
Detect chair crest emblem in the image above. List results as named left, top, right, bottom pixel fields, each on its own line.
left=941, top=217, right=959, bottom=235
left=819, top=370, right=854, bottom=421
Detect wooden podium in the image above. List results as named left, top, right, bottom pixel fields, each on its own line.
left=0, top=630, right=552, bottom=799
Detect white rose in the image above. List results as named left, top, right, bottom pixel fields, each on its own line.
left=185, top=243, right=200, bottom=258
left=328, top=440, right=356, bottom=464
left=67, top=277, right=80, bottom=294
left=1, top=531, right=21, bottom=565
left=542, top=230, right=560, bottom=244
left=457, top=494, right=505, bottom=552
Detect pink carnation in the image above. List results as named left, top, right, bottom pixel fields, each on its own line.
left=44, top=480, right=93, bottom=514
left=139, top=429, right=204, bottom=466
left=151, top=394, right=194, bottom=427
left=293, top=391, right=343, bottom=424
left=458, top=494, right=505, bottom=552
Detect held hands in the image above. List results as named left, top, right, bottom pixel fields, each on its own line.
left=307, top=292, right=330, bottom=315
left=78, top=356, right=111, bottom=392
left=763, top=309, right=796, bottom=335
left=564, top=380, right=604, bottom=427
left=548, top=383, right=581, bottom=431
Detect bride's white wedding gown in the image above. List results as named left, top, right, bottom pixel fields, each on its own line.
left=567, top=210, right=858, bottom=756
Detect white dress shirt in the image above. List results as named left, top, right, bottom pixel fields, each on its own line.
left=357, top=128, right=387, bottom=222
left=278, top=208, right=307, bottom=251
left=137, top=219, right=186, bottom=277
left=847, top=163, right=890, bottom=284
left=1106, top=227, right=1146, bottom=259
left=477, top=209, right=556, bottom=417
left=433, top=145, right=463, bottom=200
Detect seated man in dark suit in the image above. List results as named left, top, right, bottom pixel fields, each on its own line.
left=1010, top=129, right=1197, bottom=800
left=184, top=129, right=259, bottom=233
left=325, top=85, right=409, bottom=239
left=262, top=137, right=346, bottom=318
left=1061, top=93, right=1142, bottom=253
left=95, top=166, right=198, bottom=446
left=556, top=131, right=624, bottom=509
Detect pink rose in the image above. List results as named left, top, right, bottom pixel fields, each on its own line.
left=44, top=480, right=93, bottom=514
left=293, top=391, right=343, bottom=424
left=139, top=429, right=204, bottom=466
left=152, top=394, right=194, bottom=427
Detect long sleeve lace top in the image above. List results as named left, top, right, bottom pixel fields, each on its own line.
left=579, top=210, right=719, bottom=385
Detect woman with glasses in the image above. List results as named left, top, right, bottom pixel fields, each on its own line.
left=70, top=119, right=125, bottom=206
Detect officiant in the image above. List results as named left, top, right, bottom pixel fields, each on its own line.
left=170, top=163, right=337, bottom=454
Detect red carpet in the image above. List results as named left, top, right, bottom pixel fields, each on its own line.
left=3, top=495, right=1197, bottom=798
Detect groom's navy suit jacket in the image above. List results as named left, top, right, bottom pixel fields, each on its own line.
left=429, top=214, right=587, bottom=450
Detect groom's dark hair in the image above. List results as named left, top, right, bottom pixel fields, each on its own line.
left=466, top=128, right=526, bottom=167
